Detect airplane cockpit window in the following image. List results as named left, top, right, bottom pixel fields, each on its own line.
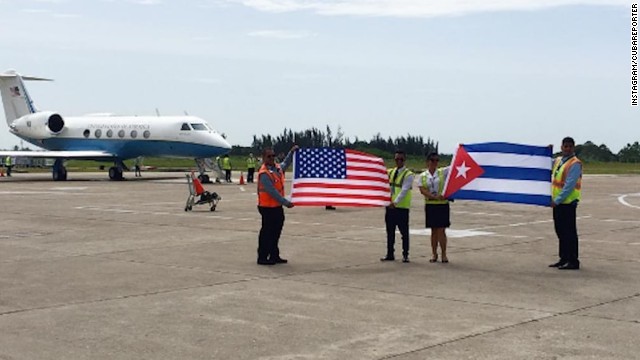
left=190, top=123, right=207, bottom=131
left=181, top=123, right=191, bottom=131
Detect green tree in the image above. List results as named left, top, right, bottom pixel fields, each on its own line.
left=618, top=141, right=640, bottom=163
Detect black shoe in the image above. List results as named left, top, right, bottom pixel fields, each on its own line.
left=558, top=263, right=580, bottom=270
left=549, top=260, right=567, bottom=268
left=402, top=256, right=410, bottom=263
left=274, top=257, right=288, bottom=264
left=325, top=206, right=336, bottom=210
left=380, top=255, right=395, bottom=261
left=257, top=259, right=276, bottom=265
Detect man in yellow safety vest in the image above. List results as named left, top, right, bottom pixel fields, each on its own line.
left=549, top=137, right=582, bottom=270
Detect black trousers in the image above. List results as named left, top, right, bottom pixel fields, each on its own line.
left=247, top=168, right=255, bottom=183
left=385, top=207, right=410, bottom=257
left=553, top=202, right=579, bottom=264
left=258, top=206, right=285, bottom=261
left=225, top=170, right=231, bottom=182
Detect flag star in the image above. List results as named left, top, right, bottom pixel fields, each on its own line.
left=456, top=161, right=470, bottom=179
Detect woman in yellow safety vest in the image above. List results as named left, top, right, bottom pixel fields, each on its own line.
left=418, top=152, right=451, bottom=263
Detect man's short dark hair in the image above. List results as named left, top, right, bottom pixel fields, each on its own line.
left=395, top=149, right=406, bottom=156
left=262, top=147, right=273, bottom=156
left=562, top=137, right=575, bottom=146
left=426, top=152, right=439, bottom=160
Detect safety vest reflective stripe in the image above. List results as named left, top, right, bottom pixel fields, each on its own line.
left=388, top=167, right=413, bottom=209
left=247, top=158, right=256, bottom=168
left=422, top=168, right=448, bottom=204
left=551, top=156, right=582, bottom=203
left=257, top=164, right=285, bottom=207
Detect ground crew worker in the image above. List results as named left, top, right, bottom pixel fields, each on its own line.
left=222, top=154, right=232, bottom=183
left=418, top=152, right=451, bottom=263
left=549, top=136, right=583, bottom=270
left=381, top=149, right=414, bottom=263
left=246, top=153, right=257, bottom=183
left=256, top=145, right=298, bottom=265
left=5, top=155, right=12, bottom=177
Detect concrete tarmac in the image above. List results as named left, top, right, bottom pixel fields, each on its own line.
left=1, top=172, right=639, bottom=359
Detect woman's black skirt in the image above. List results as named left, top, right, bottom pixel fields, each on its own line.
left=425, top=203, right=450, bottom=228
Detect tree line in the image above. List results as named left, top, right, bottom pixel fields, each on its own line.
left=238, top=126, right=438, bottom=158
left=235, top=126, right=640, bottom=163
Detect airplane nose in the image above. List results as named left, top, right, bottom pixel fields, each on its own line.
left=218, top=134, right=232, bottom=150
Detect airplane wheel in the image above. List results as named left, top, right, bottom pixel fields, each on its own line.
left=109, top=167, right=124, bottom=180
left=52, top=168, right=67, bottom=181
left=210, top=205, right=216, bottom=211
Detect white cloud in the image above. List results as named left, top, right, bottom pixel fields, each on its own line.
left=227, top=0, right=629, bottom=17
left=52, top=13, right=81, bottom=18
left=21, top=8, right=51, bottom=13
left=247, top=29, right=315, bottom=39
left=130, top=0, right=162, bottom=5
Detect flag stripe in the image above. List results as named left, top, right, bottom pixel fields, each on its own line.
left=292, top=197, right=389, bottom=206
left=293, top=181, right=390, bottom=192
left=463, top=178, right=550, bottom=196
left=453, top=190, right=550, bottom=206
left=464, top=142, right=552, bottom=157
left=469, top=152, right=552, bottom=169
left=291, top=191, right=390, bottom=200
left=479, top=166, right=551, bottom=182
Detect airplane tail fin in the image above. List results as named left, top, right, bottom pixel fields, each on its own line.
left=0, top=69, right=53, bottom=124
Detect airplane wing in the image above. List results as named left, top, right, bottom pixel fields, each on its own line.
left=0, top=150, right=115, bottom=160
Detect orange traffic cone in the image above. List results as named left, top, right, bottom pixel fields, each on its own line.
left=239, top=172, right=245, bottom=185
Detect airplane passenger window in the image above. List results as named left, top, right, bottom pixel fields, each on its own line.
left=118, top=130, right=125, bottom=138
left=83, top=129, right=90, bottom=138
left=181, top=123, right=191, bottom=131
left=191, top=123, right=207, bottom=131
left=95, top=129, right=102, bottom=138
left=131, top=130, right=138, bottom=138
left=143, top=130, right=150, bottom=139
left=106, top=129, right=113, bottom=138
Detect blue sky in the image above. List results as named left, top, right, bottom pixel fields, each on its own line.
left=0, top=0, right=636, bottom=153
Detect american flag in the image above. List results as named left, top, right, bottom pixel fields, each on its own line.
left=291, top=148, right=391, bottom=207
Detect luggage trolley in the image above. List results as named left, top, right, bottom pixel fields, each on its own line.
left=185, top=172, right=221, bottom=212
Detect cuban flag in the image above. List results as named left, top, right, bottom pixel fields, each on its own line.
left=442, top=142, right=553, bottom=207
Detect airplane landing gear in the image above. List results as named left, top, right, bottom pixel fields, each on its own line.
left=52, top=159, right=68, bottom=181
left=108, top=166, right=124, bottom=180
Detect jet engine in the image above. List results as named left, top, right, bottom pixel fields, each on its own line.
left=10, top=111, right=66, bottom=139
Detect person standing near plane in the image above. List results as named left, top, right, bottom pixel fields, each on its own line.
left=256, top=145, right=298, bottom=265
left=134, top=156, right=143, bottom=177
left=549, top=136, right=583, bottom=270
left=4, top=155, right=12, bottom=177
left=246, top=153, right=257, bottom=183
left=222, top=154, right=232, bottom=183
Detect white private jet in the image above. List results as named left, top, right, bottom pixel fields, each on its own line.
left=0, top=69, right=231, bottom=181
